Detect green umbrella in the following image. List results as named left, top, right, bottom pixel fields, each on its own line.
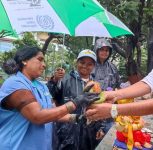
left=0, top=0, right=103, bottom=36
left=75, top=9, right=134, bottom=37
left=0, top=1, right=17, bottom=37
left=0, top=0, right=133, bottom=37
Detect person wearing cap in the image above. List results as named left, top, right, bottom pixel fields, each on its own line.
left=92, top=38, right=122, bottom=135
left=47, top=49, right=105, bottom=150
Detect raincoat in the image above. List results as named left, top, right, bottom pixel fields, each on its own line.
left=47, top=70, right=104, bottom=150
left=92, top=38, right=121, bottom=136
left=93, top=38, right=121, bottom=90
left=93, top=60, right=121, bottom=90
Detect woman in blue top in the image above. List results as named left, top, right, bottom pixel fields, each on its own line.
left=0, top=46, right=99, bottom=150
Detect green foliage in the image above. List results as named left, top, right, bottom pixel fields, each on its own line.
left=13, top=32, right=39, bottom=50
left=65, top=36, right=93, bottom=55
left=138, top=45, right=148, bottom=75
left=44, top=43, right=73, bottom=77
left=0, top=76, right=4, bottom=85
left=0, top=50, right=15, bottom=62
left=0, top=32, right=39, bottom=72
left=118, top=56, right=127, bottom=81
left=117, top=43, right=148, bottom=80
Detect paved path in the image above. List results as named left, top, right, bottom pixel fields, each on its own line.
left=96, top=115, right=153, bottom=150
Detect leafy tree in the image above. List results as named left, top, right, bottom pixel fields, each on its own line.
left=0, top=32, right=39, bottom=75
left=13, top=32, right=39, bottom=50
left=98, top=0, right=153, bottom=80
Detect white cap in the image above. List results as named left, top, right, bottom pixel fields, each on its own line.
left=77, top=49, right=97, bottom=62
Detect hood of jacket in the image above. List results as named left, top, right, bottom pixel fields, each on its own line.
left=94, top=38, right=112, bottom=63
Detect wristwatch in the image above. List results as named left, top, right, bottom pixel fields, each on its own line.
left=111, top=104, right=118, bottom=118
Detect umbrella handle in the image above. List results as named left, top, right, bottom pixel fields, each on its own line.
left=92, top=36, right=96, bottom=46
left=60, top=33, right=65, bottom=68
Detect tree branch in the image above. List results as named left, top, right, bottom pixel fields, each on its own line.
left=42, top=33, right=63, bottom=54
left=112, top=42, right=126, bottom=58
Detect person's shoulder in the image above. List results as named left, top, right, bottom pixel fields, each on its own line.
left=2, top=74, right=21, bottom=86
left=107, top=60, right=115, bottom=65
left=149, top=69, right=153, bottom=75
left=0, top=74, right=29, bottom=93
left=61, top=70, right=77, bottom=85
left=107, top=61, right=118, bottom=69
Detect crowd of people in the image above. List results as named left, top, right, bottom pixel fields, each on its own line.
left=0, top=38, right=153, bottom=150
left=0, top=46, right=98, bottom=150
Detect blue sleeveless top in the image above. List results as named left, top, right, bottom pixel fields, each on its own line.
left=0, top=72, right=53, bottom=150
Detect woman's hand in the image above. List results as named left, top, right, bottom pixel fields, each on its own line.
left=103, top=91, right=118, bottom=103
left=85, top=103, right=112, bottom=121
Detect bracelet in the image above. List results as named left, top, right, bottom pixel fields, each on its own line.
left=69, top=114, right=77, bottom=123
left=65, top=102, right=74, bottom=113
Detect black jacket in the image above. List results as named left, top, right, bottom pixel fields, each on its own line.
left=47, top=70, right=104, bottom=150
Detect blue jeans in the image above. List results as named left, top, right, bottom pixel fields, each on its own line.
left=101, top=118, right=114, bottom=134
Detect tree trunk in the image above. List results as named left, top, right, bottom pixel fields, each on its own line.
left=42, top=33, right=63, bottom=54
left=147, top=27, right=153, bottom=73
left=136, top=43, right=141, bottom=68
left=125, top=0, right=145, bottom=80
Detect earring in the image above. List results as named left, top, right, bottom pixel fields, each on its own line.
left=23, top=62, right=27, bottom=65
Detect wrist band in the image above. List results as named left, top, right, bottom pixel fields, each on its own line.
left=69, top=114, right=77, bottom=123
left=65, top=102, right=74, bottom=113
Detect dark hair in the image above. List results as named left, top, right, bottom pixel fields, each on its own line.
left=3, top=46, right=42, bottom=75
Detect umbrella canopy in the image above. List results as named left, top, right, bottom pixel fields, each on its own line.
left=0, top=0, right=133, bottom=38
left=75, top=10, right=134, bottom=37
left=0, top=0, right=103, bottom=36
left=0, top=1, right=17, bottom=37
